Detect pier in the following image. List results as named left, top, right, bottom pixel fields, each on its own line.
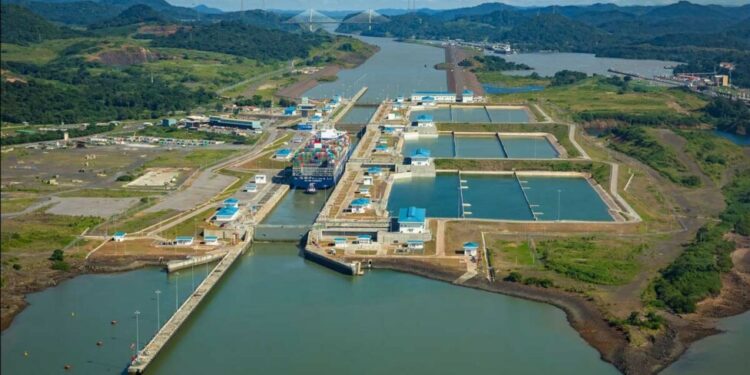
left=332, top=86, right=369, bottom=124
left=127, top=236, right=250, bottom=374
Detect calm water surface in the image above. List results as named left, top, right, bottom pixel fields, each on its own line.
left=403, top=135, right=558, bottom=159
left=410, top=107, right=529, bottom=123
left=305, top=36, right=446, bottom=104
left=339, top=106, right=377, bottom=124
left=662, top=311, right=750, bottom=375
left=496, top=52, right=678, bottom=78
left=387, top=173, right=612, bottom=221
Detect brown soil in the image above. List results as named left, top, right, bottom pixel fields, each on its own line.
left=445, top=45, right=485, bottom=96
left=276, top=65, right=341, bottom=99
left=91, top=46, right=160, bottom=66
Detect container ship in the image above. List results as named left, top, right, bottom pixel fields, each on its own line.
left=291, top=129, right=351, bottom=190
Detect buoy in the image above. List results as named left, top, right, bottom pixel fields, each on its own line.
left=71, top=312, right=75, bottom=317
left=96, top=341, right=103, bottom=347
left=64, top=364, right=72, bottom=370
left=24, top=351, right=29, bottom=357
left=111, top=320, right=118, bottom=325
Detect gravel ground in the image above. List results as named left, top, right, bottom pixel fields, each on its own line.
left=146, top=172, right=237, bottom=212
left=45, top=197, right=139, bottom=218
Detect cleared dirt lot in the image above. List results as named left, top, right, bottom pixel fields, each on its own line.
left=146, top=171, right=237, bottom=212
left=44, top=197, right=140, bottom=218
left=126, top=168, right=183, bottom=187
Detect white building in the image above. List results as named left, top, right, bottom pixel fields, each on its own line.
left=255, top=175, right=267, bottom=184
left=411, top=91, right=456, bottom=103
left=410, top=149, right=432, bottom=166
left=461, top=89, right=474, bottom=103
left=398, top=207, right=426, bottom=233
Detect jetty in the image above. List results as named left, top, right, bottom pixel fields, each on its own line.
left=127, top=236, right=250, bottom=374
left=331, top=86, right=368, bottom=123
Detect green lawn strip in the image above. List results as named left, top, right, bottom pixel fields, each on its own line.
left=537, top=236, right=644, bottom=285
left=1, top=212, right=102, bottom=253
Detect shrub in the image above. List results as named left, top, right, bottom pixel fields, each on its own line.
left=49, top=249, right=64, bottom=262
left=504, top=271, right=523, bottom=282
left=50, top=260, right=70, bottom=271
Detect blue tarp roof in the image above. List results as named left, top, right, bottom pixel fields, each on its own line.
left=463, top=242, right=479, bottom=249
left=216, top=206, right=239, bottom=217
left=411, top=148, right=431, bottom=158
left=398, top=207, right=426, bottom=223
left=351, top=198, right=371, bottom=207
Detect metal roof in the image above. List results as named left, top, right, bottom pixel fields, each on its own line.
left=350, top=198, right=371, bottom=207
left=463, top=242, right=479, bottom=249
left=216, top=206, right=239, bottom=217
left=398, top=207, right=426, bottom=223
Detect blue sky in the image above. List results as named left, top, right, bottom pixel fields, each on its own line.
left=171, top=0, right=749, bottom=11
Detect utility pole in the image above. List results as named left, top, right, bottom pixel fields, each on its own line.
left=155, top=290, right=161, bottom=331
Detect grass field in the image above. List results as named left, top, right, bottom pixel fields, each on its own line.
left=0, top=211, right=102, bottom=253
left=143, top=149, right=237, bottom=169
left=476, top=71, right=551, bottom=87
left=159, top=207, right=217, bottom=239
left=677, top=130, right=745, bottom=183
left=537, top=236, right=646, bottom=285
left=108, top=209, right=178, bottom=234
left=0, top=197, right=39, bottom=214
left=495, top=78, right=706, bottom=121
left=490, top=239, right=536, bottom=266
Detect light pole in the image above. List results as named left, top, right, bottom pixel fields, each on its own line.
left=557, top=189, right=562, bottom=222
left=175, top=271, right=180, bottom=311
left=134, top=310, right=141, bottom=353
left=155, top=290, right=161, bottom=331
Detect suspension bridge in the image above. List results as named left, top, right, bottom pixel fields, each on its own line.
left=285, top=9, right=389, bottom=31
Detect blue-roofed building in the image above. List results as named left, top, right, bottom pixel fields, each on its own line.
left=215, top=206, right=239, bottom=222
left=411, top=91, right=456, bottom=103
left=356, top=234, right=372, bottom=245
left=463, top=242, right=479, bottom=256
left=398, top=207, right=426, bottom=233
left=332, top=95, right=342, bottom=105
left=297, top=122, right=314, bottom=131
left=350, top=198, right=371, bottom=214
left=375, top=144, right=389, bottom=152
left=223, top=198, right=239, bottom=208
left=204, top=235, right=219, bottom=246
left=283, top=106, right=297, bottom=116
left=175, top=236, right=194, bottom=246
left=310, top=114, right=323, bottom=123
left=161, top=118, right=177, bottom=127
left=113, top=231, right=126, bottom=242
left=410, top=148, right=432, bottom=166
left=413, top=114, right=434, bottom=127
left=407, top=239, right=424, bottom=250
left=334, top=237, right=347, bottom=249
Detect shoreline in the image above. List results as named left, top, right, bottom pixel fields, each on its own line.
left=345, top=246, right=750, bottom=375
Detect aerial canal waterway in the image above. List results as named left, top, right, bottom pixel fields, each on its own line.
left=410, top=106, right=530, bottom=123
left=304, top=36, right=447, bottom=104
left=387, top=173, right=613, bottom=221
left=495, top=52, right=679, bottom=78
left=402, top=134, right=560, bottom=159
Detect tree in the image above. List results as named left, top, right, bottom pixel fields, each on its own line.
left=49, top=249, right=65, bottom=261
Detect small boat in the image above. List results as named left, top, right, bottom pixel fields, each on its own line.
left=305, top=183, right=317, bottom=194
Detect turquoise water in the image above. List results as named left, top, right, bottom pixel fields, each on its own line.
left=147, top=243, right=618, bottom=375
left=339, top=106, right=377, bottom=125
left=662, top=311, right=750, bottom=374
left=713, top=130, right=750, bottom=146
left=410, top=107, right=529, bottom=123
left=387, top=173, right=613, bottom=221
left=402, top=135, right=558, bottom=159
left=305, top=36, right=446, bottom=104
left=1, top=269, right=207, bottom=374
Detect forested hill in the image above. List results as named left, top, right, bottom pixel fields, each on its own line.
left=0, top=4, right=82, bottom=44
left=89, top=4, right=164, bottom=29
left=150, top=21, right=328, bottom=62
left=337, top=1, right=750, bottom=87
